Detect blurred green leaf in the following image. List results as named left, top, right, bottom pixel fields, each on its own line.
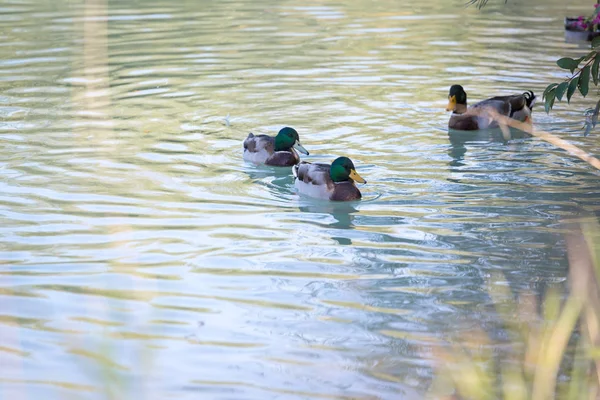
left=487, top=273, right=516, bottom=316
left=588, top=347, right=600, bottom=359
left=543, top=83, right=558, bottom=100
left=593, top=54, right=600, bottom=86
left=567, top=77, right=579, bottom=103
left=592, top=37, right=600, bottom=49
left=581, top=219, right=600, bottom=280
left=545, top=89, right=556, bottom=113
left=579, top=66, right=591, bottom=97
left=565, top=339, right=587, bottom=400
left=533, top=295, right=584, bottom=400
left=557, top=57, right=579, bottom=73
left=555, top=82, right=568, bottom=101
left=501, top=361, right=527, bottom=400
left=542, top=287, right=561, bottom=323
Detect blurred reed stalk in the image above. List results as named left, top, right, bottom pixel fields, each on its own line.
left=81, top=0, right=111, bottom=117
left=428, top=218, right=600, bottom=400
left=74, top=2, right=160, bottom=396
left=70, top=1, right=153, bottom=399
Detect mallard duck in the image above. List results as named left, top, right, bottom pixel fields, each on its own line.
left=292, top=156, right=366, bottom=201
left=243, top=127, right=309, bottom=166
left=446, top=85, right=536, bottom=131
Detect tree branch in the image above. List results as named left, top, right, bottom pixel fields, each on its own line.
left=476, top=108, right=600, bottom=171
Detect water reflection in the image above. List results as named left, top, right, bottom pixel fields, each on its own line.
left=242, top=163, right=295, bottom=184
left=298, top=200, right=359, bottom=245
left=446, top=127, right=532, bottom=167
left=242, top=163, right=297, bottom=203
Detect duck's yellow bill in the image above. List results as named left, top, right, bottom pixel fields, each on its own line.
left=349, top=169, right=366, bottom=184
left=293, top=142, right=309, bottom=155
left=446, top=95, right=456, bottom=112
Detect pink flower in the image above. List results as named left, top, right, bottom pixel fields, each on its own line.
left=579, top=15, right=585, bottom=21
left=595, top=3, right=600, bottom=8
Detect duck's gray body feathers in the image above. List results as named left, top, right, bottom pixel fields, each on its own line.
left=243, top=133, right=299, bottom=166
left=293, top=162, right=361, bottom=201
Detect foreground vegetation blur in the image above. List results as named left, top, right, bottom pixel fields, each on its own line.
left=428, top=219, right=600, bottom=399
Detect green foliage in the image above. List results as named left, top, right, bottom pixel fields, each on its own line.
left=592, top=56, right=599, bottom=85
left=557, top=57, right=580, bottom=73
left=544, top=44, right=600, bottom=119
left=543, top=83, right=558, bottom=96
left=556, top=81, right=568, bottom=101
left=580, top=66, right=591, bottom=96
left=543, top=38, right=600, bottom=125
left=545, top=87, right=556, bottom=114
left=567, top=76, right=579, bottom=104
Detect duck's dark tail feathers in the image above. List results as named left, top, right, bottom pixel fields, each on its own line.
left=523, top=91, right=536, bottom=109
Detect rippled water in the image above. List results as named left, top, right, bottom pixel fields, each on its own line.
left=1, top=0, right=600, bottom=398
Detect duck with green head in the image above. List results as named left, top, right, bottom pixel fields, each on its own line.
left=446, top=84, right=536, bottom=131
left=243, top=127, right=309, bottom=166
left=293, top=156, right=367, bottom=201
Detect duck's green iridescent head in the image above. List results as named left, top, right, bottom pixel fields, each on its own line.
left=330, top=156, right=366, bottom=184
left=274, top=127, right=309, bottom=155
left=446, top=84, right=467, bottom=112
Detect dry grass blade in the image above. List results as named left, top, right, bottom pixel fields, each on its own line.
left=501, top=359, right=527, bottom=400
left=532, top=295, right=584, bottom=400
left=568, top=221, right=600, bottom=390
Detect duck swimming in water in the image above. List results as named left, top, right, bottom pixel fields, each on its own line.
left=243, top=127, right=309, bottom=166
left=292, top=156, right=366, bottom=201
left=446, top=84, right=536, bottom=131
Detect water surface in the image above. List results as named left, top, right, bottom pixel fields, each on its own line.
left=1, top=0, right=599, bottom=398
